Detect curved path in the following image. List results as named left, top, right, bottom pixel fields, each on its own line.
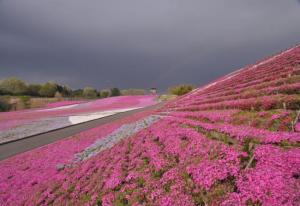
left=0, top=103, right=163, bottom=161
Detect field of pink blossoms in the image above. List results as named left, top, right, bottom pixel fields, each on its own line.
left=0, top=45, right=300, bottom=206
left=45, top=100, right=88, bottom=108
left=0, top=95, right=157, bottom=132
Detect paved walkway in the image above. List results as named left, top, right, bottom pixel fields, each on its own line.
left=0, top=103, right=163, bottom=161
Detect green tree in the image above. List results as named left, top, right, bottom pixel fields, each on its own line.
left=83, top=87, right=98, bottom=99
left=0, top=77, right=28, bottom=95
left=99, top=89, right=110, bottom=98
left=62, top=85, right=72, bottom=97
left=168, top=84, right=195, bottom=96
left=39, top=82, right=58, bottom=97
left=110, top=87, right=121, bottom=97
left=27, top=84, right=42, bottom=96
left=72, top=89, right=84, bottom=97
left=57, top=85, right=72, bottom=97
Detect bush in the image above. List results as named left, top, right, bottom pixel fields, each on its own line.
left=72, top=89, right=84, bottom=97
left=27, top=84, right=42, bottom=96
left=159, top=94, right=177, bottom=101
left=0, top=88, right=4, bottom=95
left=18, top=96, right=31, bottom=109
left=0, top=97, right=11, bottom=112
left=54, top=91, right=63, bottom=99
left=99, top=90, right=110, bottom=98
left=168, top=84, right=195, bottom=96
left=110, top=88, right=121, bottom=97
left=83, top=87, right=98, bottom=99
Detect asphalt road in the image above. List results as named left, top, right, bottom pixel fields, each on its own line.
left=0, top=103, right=163, bottom=161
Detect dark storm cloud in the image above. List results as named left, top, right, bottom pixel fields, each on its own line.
left=0, top=0, right=300, bottom=91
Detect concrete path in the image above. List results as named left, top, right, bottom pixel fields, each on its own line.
left=0, top=103, right=163, bottom=161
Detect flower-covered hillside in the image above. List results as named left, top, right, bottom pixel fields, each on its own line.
left=0, top=95, right=157, bottom=132
left=0, top=45, right=299, bottom=206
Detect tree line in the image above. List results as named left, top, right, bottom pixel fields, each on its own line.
left=0, top=77, right=147, bottom=99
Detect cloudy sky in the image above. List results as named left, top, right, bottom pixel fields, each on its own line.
left=0, top=0, right=300, bottom=91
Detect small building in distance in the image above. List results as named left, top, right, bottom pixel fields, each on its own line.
left=149, top=88, right=157, bottom=95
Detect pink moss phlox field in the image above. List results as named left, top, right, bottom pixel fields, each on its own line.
left=227, top=145, right=300, bottom=206
left=1, top=46, right=300, bottom=205
left=19, top=119, right=245, bottom=205
left=168, top=110, right=238, bottom=122
left=168, top=116, right=300, bottom=143
left=46, top=100, right=87, bottom=108
left=0, top=110, right=155, bottom=205
left=0, top=95, right=157, bottom=131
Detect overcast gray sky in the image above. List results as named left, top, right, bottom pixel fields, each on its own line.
left=0, top=0, right=300, bottom=91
